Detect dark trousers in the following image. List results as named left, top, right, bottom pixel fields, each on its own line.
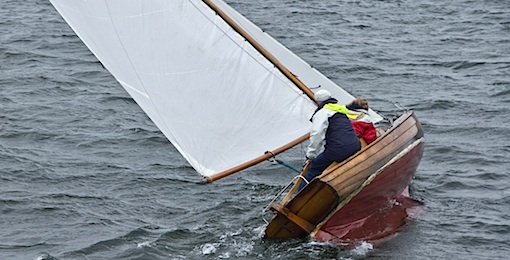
left=297, top=153, right=334, bottom=191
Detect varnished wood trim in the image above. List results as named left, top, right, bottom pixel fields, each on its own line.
left=202, top=0, right=315, bottom=100
left=205, top=133, right=309, bottom=182
left=270, top=203, right=315, bottom=233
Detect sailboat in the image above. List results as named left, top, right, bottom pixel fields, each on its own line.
left=48, top=0, right=424, bottom=245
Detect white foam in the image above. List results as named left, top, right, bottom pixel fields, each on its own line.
left=137, top=241, right=154, bottom=248
left=201, top=243, right=217, bottom=255
left=352, top=241, right=373, bottom=256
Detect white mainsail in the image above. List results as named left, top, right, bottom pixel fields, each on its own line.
left=48, top=0, right=381, bottom=181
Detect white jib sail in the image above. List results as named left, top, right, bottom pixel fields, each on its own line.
left=48, top=0, right=381, bottom=179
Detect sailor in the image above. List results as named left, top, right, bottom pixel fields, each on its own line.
left=298, top=90, right=361, bottom=191
left=346, top=96, right=378, bottom=145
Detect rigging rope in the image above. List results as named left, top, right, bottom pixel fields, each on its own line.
left=274, top=159, right=301, bottom=173
left=265, top=151, right=301, bottom=173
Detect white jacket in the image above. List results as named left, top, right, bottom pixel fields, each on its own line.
left=306, top=108, right=337, bottom=159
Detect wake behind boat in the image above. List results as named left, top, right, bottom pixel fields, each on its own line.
left=48, top=0, right=424, bottom=245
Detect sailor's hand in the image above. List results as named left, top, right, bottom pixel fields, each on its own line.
left=303, top=157, right=312, bottom=167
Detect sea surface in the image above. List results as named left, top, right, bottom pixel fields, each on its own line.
left=1, top=0, right=509, bottom=259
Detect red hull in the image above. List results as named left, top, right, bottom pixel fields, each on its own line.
left=264, top=112, right=424, bottom=245
left=313, top=141, right=424, bottom=244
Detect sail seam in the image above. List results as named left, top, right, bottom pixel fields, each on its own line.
left=103, top=1, right=150, bottom=99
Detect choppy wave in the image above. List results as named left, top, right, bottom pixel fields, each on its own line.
left=1, top=0, right=509, bottom=259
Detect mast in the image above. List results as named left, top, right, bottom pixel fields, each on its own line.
left=202, top=0, right=315, bottom=182
left=203, top=0, right=315, bottom=101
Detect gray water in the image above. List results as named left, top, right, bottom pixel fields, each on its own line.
left=1, top=0, right=510, bottom=259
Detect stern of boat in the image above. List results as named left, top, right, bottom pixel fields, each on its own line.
left=263, top=111, right=424, bottom=243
